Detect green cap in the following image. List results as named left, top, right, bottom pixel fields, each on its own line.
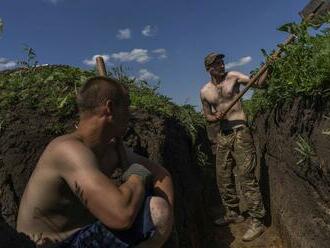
left=204, top=52, right=225, bottom=70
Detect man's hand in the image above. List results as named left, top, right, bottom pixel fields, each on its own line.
left=253, top=68, right=269, bottom=88
left=206, top=111, right=225, bottom=122
left=215, top=111, right=225, bottom=120
left=122, top=163, right=153, bottom=192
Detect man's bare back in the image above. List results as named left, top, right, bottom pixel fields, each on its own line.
left=16, top=76, right=174, bottom=247
left=17, top=134, right=125, bottom=243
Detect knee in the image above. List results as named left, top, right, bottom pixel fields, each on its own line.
left=149, top=197, right=173, bottom=241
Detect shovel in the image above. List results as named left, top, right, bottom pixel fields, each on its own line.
left=220, top=0, right=330, bottom=118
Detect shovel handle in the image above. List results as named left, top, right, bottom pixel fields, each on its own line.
left=96, top=56, right=107, bottom=77
left=221, top=0, right=328, bottom=117
left=221, top=34, right=296, bottom=117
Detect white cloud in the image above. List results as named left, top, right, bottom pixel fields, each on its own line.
left=0, top=58, right=16, bottom=71
left=110, top=49, right=150, bottom=63
left=84, top=48, right=164, bottom=66
left=152, top=48, right=167, bottom=59
left=225, top=56, right=252, bottom=69
left=44, top=0, right=62, bottom=4
left=83, top=54, right=110, bottom=66
left=142, top=25, right=158, bottom=37
left=137, top=69, right=159, bottom=81
left=116, top=28, right=131, bottom=40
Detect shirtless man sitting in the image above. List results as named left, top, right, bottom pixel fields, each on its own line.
left=16, top=76, right=174, bottom=247
left=200, top=52, right=267, bottom=241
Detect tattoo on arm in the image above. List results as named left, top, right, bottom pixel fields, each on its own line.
left=74, top=181, right=88, bottom=207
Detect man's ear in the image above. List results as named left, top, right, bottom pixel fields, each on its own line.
left=209, top=68, right=214, bottom=74
left=105, top=100, right=113, bottom=116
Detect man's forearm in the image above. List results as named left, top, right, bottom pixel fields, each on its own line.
left=126, top=152, right=175, bottom=209
left=118, top=176, right=145, bottom=223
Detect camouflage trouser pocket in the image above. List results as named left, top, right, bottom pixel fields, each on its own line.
left=233, top=127, right=265, bottom=218
left=237, top=127, right=255, bottom=150
left=215, top=132, right=239, bottom=209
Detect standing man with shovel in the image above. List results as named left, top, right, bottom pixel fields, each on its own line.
left=200, top=52, right=268, bottom=241
left=200, top=0, right=330, bottom=241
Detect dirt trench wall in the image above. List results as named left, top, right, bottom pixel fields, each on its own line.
left=253, top=96, right=330, bottom=248
left=0, top=106, right=210, bottom=247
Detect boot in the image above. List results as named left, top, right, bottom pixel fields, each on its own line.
left=242, top=218, right=265, bottom=242
left=214, top=210, right=244, bottom=226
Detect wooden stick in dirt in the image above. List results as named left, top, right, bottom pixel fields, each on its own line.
left=96, top=56, right=107, bottom=77
left=221, top=0, right=330, bottom=117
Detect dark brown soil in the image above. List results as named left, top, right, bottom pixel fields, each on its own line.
left=254, top=96, right=330, bottom=248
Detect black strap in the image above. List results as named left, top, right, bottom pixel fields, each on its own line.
left=220, top=120, right=247, bottom=131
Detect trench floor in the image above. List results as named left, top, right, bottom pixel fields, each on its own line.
left=204, top=167, right=283, bottom=248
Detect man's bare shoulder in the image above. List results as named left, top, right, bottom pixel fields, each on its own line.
left=227, top=71, right=249, bottom=81
left=45, top=134, right=82, bottom=155
left=44, top=133, right=95, bottom=171
left=227, top=71, right=241, bottom=78
left=200, top=81, right=213, bottom=97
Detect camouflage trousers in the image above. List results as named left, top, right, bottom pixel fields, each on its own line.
left=216, top=125, right=265, bottom=219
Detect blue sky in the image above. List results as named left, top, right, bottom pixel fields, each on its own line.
left=0, top=0, right=307, bottom=109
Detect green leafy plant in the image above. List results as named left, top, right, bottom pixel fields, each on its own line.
left=244, top=16, right=330, bottom=118
left=18, top=44, right=39, bottom=68
left=194, top=144, right=211, bottom=167
left=0, top=66, right=93, bottom=118
left=295, top=135, right=315, bottom=165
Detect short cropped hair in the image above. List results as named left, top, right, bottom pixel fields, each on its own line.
left=77, top=76, right=127, bottom=113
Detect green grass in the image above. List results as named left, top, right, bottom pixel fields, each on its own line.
left=0, top=66, right=92, bottom=116
left=0, top=65, right=208, bottom=166
left=244, top=17, right=330, bottom=118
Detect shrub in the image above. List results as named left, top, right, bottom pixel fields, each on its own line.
left=244, top=16, right=330, bottom=118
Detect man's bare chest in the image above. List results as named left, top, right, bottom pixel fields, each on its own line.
left=204, top=80, right=239, bottom=105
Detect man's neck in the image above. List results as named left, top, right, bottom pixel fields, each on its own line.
left=75, top=118, right=114, bottom=157
left=211, top=73, right=226, bottom=85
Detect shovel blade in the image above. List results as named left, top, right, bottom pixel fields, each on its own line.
left=299, top=0, right=330, bottom=25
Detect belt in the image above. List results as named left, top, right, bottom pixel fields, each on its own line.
left=221, top=125, right=246, bottom=135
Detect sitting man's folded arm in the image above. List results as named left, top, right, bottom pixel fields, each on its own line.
left=56, top=140, right=145, bottom=230
left=127, top=150, right=174, bottom=209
